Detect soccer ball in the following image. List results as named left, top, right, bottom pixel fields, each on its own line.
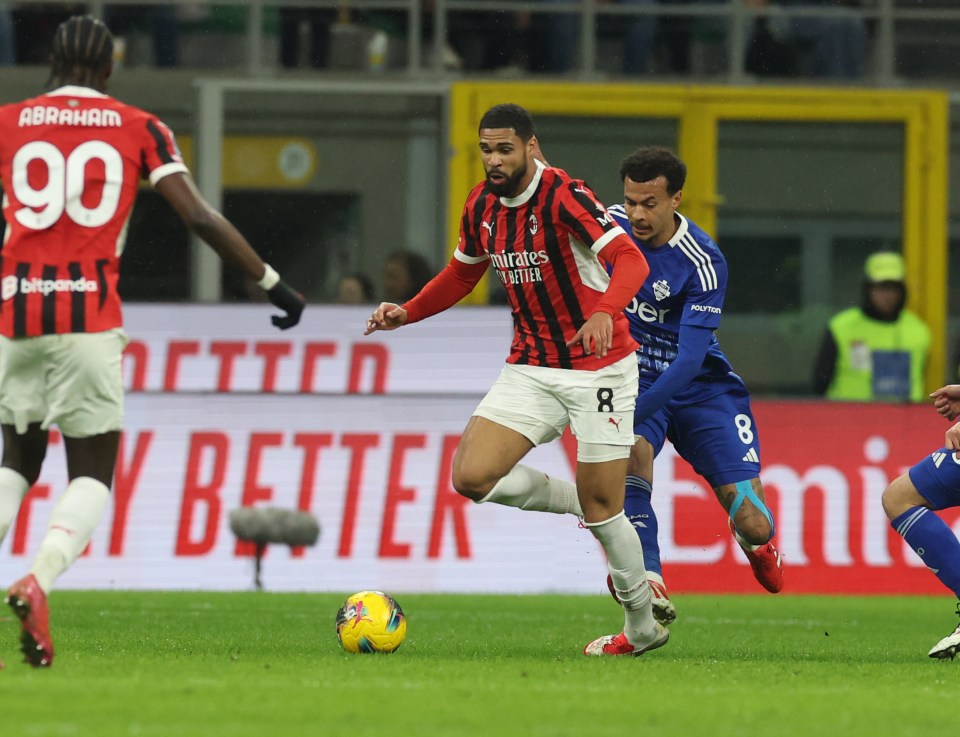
left=335, top=591, right=407, bottom=654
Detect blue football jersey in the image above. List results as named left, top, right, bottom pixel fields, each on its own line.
left=606, top=205, right=736, bottom=387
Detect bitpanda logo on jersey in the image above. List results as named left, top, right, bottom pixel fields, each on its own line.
left=653, top=280, right=671, bottom=301
left=1, top=274, right=98, bottom=300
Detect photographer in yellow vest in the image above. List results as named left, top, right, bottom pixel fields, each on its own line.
left=812, top=252, right=930, bottom=402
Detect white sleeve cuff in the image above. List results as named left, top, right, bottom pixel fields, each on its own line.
left=258, top=264, right=280, bottom=290
left=149, top=162, right=189, bottom=187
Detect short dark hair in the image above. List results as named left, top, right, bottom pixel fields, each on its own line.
left=619, top=146, right=687, bottom=194
left=478, top=104, right=535, bottom=142
left=49, top=15, right=114, bottom=88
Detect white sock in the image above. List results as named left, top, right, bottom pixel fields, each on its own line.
left=0, top=467, right=30, bottom=546
left=30, top=476, right=110, bottom=593
left=584, top=511, right=657, bottom=645
left=478, top=464, right=582, bottom=516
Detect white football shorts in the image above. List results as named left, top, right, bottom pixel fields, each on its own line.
left=0, top=328, right=128, bottom=437
left=473, top=353, right=638, bottom=454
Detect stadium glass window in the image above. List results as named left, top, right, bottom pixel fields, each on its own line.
left=220, top=191, right=360, bottom=303
left=117, top=190, right=360, bottom=303
left=119, top=191, right=191, bottom=302
left=720, top=236, right=801, bottom=314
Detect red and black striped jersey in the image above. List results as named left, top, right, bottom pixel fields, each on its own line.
left=456, top=160, right=639, bottom=370
left=0, top=85, right=188, bottom=337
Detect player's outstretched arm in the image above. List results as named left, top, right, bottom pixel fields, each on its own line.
left=155, top=172, right=305, bottom=330
left=365, top=302, right=408, bottom=334
left=363, top=256, right=486, bottom=336
left=931, top=384, right=960, bottom=421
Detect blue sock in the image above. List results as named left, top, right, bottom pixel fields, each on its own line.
left=892, top=506, right=960, bottom=598
left=624, top=475, right=661, bottom=577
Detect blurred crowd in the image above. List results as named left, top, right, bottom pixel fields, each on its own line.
left=336, top=250, right=435, bottom=306
left=0, top=1, right=871, bottom=79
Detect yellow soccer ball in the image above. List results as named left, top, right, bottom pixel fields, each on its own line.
left=335, top=591, right=407, bottom=654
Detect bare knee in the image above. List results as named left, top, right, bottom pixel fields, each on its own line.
left=722, top=479, right=773, bottom=545
left=626, top=438, right=654, bottom=478
left=734, top=511, right=773, bottom=546
left=882, top=474, right=925, bottom=521
left=451, top=467, right=494, bottom=502
left=63, top=431, right=119, bottom=487
left=450, top=450, right=499, bottom=502
left=2, top=424, right=48, bottom=486
left=450, top=417, right=534, bottom=503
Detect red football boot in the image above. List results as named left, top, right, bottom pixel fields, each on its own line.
left=729, top=519, right=784, bottom=593
left=583, top=624, right=670, bottom=657
left=5, top=574, right=54, bottom=667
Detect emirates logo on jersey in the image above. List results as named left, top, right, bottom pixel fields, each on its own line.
left=528, top=213, right=539, bottom=235
left=653, top=280, right=671, bottom=301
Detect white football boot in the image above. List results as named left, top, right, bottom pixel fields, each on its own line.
left=928, top=605, right=960, bottom=659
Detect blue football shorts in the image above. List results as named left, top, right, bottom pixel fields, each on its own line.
left=908, top=449, right=960, bottom=510
left=635, top=374, right=761, bottom=488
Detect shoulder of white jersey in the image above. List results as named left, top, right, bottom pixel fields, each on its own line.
left=672, top=214, right=723, bottom=292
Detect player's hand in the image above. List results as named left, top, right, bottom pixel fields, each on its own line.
left=931, top=385, right=960, bottom=421
left=365, top=302, right=408, bottom=334
left=266, top=280, right=305, bottom=330
left=946, top=422, right=960, bottom=451
left=566, top=311, right=613, bottom=358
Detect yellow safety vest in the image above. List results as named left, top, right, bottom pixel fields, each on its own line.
left=826, top=307, right=930, bottom=402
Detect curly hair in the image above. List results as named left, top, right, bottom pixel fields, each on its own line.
left=619, top=146, right=687, bottom=194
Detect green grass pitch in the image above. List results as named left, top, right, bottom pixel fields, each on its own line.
left=1, top=591, right=956, bottom=737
